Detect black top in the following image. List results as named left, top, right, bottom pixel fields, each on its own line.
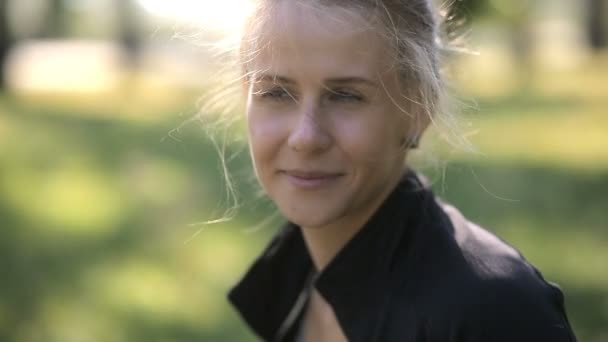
left=228, top=171, right=577, bottom=341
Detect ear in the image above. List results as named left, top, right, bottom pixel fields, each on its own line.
left=415, top=109, right=431, bottom=138
left=401, top=107, right=431, bottom=150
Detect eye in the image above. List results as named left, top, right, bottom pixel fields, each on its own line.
left=254, top=87, right=294, bottom=102
left=326, top=89, right=364, bottom=103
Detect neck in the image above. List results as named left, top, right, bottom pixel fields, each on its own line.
left=300, top=171, right=403, bottom=271
left=300, top=220, right=360, bottom=271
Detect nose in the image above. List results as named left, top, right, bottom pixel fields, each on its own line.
left=287, top=103, right=332, bottom=153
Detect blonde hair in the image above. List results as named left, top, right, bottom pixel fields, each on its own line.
left=238, top=0, right=470, bottom=146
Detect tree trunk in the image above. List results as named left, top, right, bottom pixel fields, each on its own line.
left=588, top=0, right=608, bottom=49
left=0, top=0, right=11, bottom=90
left=116, top=0, right=141, bottom=68
left=42, top=0, right=67, bottom=38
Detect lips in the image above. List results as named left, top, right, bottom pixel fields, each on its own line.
left=281, top=170, right=344, bottom=189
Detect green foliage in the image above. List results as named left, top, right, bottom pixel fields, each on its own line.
left=1, top=57, right=607, bottom=340
left=447, top=0, right=491, bottom=19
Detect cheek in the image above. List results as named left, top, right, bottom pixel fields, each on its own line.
left=333, top=112, right=402, bottom=162
left=247, top=109, right=288, bottom=168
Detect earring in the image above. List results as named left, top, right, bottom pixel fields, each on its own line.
left=410, top=136, right=420, bottom=149
left=401, top=136, right=419, bottom=149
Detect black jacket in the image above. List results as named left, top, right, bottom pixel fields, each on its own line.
left=228, top=171, right=577, bottom=341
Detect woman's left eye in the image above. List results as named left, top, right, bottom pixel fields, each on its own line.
left=327, top=90, right=364, bottom=102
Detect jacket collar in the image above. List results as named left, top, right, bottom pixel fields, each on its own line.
left=228, top=170, right=430, bottom=341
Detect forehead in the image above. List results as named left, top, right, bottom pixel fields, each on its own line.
left=248, top=1, right=394, bottom=81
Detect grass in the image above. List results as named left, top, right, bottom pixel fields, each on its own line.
left=0, top=56, right=607, bottom=341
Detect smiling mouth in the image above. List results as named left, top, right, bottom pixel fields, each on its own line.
left=281, top=170, right=344, bottom=189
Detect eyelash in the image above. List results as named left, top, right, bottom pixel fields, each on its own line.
left=327, top=90, right=363, bottom=103
left=257, top=87, right=292, bottom=101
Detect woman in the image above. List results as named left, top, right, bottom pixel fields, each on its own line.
left=225, top=0, right=577, bottom=341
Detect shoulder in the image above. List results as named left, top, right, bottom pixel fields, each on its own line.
left=447, top=275, right=576, bottom=341
left=388, top=198, right=577, bottom=341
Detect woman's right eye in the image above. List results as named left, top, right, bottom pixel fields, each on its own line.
left=255, top=87, right=293, bottom=101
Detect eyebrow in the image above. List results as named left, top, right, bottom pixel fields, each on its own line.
left=255, top=74, right=295, bottom=85
left=254, top=74, right=378, bottom=88
left=326, top=77, right=378, bottom=88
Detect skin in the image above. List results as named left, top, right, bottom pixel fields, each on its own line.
left=244, top=2, right=428, bottom=341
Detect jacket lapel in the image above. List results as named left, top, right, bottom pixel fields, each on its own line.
left=228, top=171, right=429, bottom=341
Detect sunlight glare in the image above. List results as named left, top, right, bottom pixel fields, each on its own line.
left=138, top=0, right=254, bottom=33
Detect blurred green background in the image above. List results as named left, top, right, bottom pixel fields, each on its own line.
left=0, top=0, right=607, bottom=341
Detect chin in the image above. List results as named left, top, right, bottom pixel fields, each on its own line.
left=284, top=212, right=328, bottom=229
left=280, top=205, right=341, bottom=229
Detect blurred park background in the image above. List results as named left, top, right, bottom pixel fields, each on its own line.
left=0, top=0, right=607, bottom=341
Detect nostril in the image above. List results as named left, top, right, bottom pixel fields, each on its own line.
left=287, top=114, right=331, bottom=152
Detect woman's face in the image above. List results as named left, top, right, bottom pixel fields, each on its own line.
left=245, top=3, right=419, bottom=230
